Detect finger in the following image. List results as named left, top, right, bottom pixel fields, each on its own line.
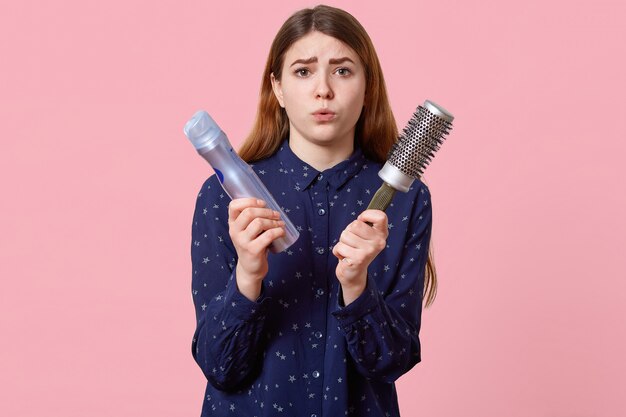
left=338, top=227, right=384, bottom=263
left=234, top=207, right=280, bottom=232
left=248, top=226, right=286, bottom=253
left=333, top=242, right=359, bottom=266
left=347, top=219, right=386, bottom=241
left=338, top=229, right=364, bottom=249
left=357, top=210, right=388, bottom=233
left=228, top=198, right=265, bottom=223
left=245, top=218, right=286, bottom=241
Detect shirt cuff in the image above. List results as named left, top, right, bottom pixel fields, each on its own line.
left=223, top=272, right=271, bottom=322
left=331, top=275, right=380, bottom=328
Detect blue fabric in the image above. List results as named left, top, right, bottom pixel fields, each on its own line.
left=190, top=138, right=433, bottom=417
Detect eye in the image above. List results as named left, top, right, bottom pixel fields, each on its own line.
left=294, top=68, right=310, bottom=77
left=336, top=67, right=352, bottom=76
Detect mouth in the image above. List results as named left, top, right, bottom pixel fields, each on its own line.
left=312, top=110, right=336, bottom=122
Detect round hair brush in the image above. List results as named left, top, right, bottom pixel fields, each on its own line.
left=367, top=100, right=454, bottom=212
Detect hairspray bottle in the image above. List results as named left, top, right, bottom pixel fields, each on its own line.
left=184, top=110, right=299, bottom=253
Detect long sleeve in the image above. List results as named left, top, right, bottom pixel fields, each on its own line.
left=331, top=184, right=433, bottom=383
left=191, top=142, right=431, bottom=417
left=190, top=176, right=271, bottom=391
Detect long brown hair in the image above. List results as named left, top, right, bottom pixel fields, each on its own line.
left=238, top=5, right=437, bottom=307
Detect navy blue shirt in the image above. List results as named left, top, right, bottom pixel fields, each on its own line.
left=190, top=138, right=433, bottom=417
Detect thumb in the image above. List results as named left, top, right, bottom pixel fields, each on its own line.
left=358, top=209, right=388, bottom=231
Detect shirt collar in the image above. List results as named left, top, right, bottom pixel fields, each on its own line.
left=276, top=139, right=366, bottom=191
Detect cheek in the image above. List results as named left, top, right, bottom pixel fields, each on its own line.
left=282, top=99, right=308, bottom=128
left=282, top=86, right=309, bottom=114
left=347, top=89, right=366, bottom=117
left=347, top=80, right=366, bottom=110
left=283, top=101, right=305, bottom=123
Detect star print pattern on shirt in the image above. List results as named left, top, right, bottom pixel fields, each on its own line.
left=190, top=138, right=433, bottom=417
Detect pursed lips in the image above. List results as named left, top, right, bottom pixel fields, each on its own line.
left=312, top=110, right=336, bottom=121
left=313, top=109, right=336, bottom=115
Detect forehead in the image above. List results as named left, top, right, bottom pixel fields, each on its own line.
left=284, top=31, right=358, bottom=61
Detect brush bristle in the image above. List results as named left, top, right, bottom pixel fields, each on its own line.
left=388, top=104, right=453, bottom=178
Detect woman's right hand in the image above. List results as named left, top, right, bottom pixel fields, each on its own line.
left=228, top=198, right=286, bottom=301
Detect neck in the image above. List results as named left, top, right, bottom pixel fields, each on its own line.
left=289, top=135, right=355, bottom=172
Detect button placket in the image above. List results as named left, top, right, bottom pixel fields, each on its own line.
left=307, top=175, right=329, bottom=412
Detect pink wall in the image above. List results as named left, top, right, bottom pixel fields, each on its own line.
left=1, top=0, right=625, bottom=416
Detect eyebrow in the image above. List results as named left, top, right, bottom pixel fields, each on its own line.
left=290, top=57, right=355, bottom=67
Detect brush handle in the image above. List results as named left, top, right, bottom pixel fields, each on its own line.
left=364, top=182, right=397, bottom=226
left=366, top=182, right=396, bottom=212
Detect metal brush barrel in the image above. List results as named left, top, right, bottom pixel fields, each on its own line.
left=379, top=100, right=453, bottom=192
left=367, top=100, right=454, bottom=213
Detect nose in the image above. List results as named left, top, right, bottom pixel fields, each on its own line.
left=315, top=75, right=334, bottom=100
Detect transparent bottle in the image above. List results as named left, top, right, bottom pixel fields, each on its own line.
left=184, top=110, right=299, bottom=253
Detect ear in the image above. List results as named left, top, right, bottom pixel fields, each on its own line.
left=270, top=73, right=285, bottom=108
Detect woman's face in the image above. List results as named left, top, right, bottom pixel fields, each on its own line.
left=271, top=31, right=366, bottom=149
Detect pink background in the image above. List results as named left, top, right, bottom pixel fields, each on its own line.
left=1, top=0, right=625, bottom=416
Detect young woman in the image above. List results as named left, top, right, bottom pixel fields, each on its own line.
left=190, top=5, right=437, bottom=416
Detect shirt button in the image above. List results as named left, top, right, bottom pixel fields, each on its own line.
left=318, top=208, right=326, bottom=216
left=317, top=174, right=323, bottom=180
left=312, top=370, right=320, bottom=378
left=317, top=288, right=324, bottom=296
left=315, top=331, right=323, bottom=339
left=311, top=415, right=318, bottom=417
left=317, top=247, right=325, bottom=255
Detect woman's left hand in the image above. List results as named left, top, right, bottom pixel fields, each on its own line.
left=332, top=210, right=389, bottom=305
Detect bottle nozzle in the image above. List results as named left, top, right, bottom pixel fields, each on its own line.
left=183, top=110, right=224, bottom=151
